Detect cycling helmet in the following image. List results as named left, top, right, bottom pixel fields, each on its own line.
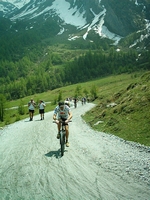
left=64, top=100, right=70, bottom=107
left=58, top=101, right=65, bottom=107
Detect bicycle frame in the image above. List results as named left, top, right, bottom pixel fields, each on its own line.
left=60, top=122, right=66, bottom=156
left=53, top=120, right=71, bottom=157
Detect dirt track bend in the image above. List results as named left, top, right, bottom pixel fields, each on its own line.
left=0, top=102, right=150, bottom=200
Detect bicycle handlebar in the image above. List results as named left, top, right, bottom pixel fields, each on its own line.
left=53, top=120, right=72, bottom=123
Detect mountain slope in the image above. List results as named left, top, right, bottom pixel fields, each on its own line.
left=0, top=0, right=149, bottom=101
left=0, top=0, right=149, bottom=45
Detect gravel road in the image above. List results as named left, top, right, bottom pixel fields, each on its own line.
left=0, top=102, right=150, bottom=200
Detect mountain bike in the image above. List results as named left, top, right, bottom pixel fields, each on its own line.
left=53, top=120, right=71, bottom=157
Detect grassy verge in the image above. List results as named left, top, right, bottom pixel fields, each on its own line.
left=1, top=71, right=150, bottom=147
left=82, top=71, right=150, bottom=147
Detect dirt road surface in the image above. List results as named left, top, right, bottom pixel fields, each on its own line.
left=0, top=102, right=150, bottom=200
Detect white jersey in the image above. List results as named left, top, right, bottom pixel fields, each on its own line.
left=39, top=102, right=46, bottom=109
left=54, top=105, right=70, bottom=119
left=28, top=101, right=35, bottom=110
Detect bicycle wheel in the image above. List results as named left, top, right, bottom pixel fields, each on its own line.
left=60, top=131, right=65, bottom=156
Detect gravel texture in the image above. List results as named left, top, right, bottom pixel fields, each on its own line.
left=0, top=102, right=150, bottom=200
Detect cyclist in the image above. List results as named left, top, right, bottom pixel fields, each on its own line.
left=38, top=100, right=46, bottom=120
left=53, top=101, right=72, bottom=147
left=28, top=98, right=36, bottom=121
left=74, top=97, right=77, bottom=108
left=64, top=100, right=70, bottom=107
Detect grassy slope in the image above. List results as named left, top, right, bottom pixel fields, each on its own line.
left=82, top=71, right=150, bottom=147
left=2, top=71, right=150, bottom=146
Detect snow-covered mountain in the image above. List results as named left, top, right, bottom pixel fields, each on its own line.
left=0, top=0, right=150, bottom=46
left=0, top=0, right=30, bottom=9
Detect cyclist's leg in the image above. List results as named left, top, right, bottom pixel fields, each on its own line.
left=42, top=109, right=44, bottom=119
left=39, top=109, right=42, bottom=120
left=29, top=110, right=34, bottom=120
left=32, top=110, right=34, bottom=120
left=65, top=125, right=70, bottom=147
left=65, top=125, right=69, bottom=141
left=56, top=119, right=61, bottom=139
left=41, top=109, right=44, bottom=120
left=29, top=110, right=32, bottom=120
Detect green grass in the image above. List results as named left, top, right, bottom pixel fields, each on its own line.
left=1, top=71, right=150, bottom=147
left=82, top=71, right=150, bottom=147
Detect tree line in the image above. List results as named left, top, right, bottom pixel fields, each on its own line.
left=0, top=47, right=149, bottom=101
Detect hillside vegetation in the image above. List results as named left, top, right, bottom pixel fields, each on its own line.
left=0, top=14, right=150, bottom=101
left=1, top=71, right=150, bottom=147
left=82, top=71, right=150, bottom=147
left=0, top=45, right=150, bottom=100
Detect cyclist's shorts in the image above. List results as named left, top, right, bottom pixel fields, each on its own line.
left=29, top=109, right=34, bottom=113
left=39, top=109, right=44, bottom=114
left=59, top=117, right=68, bottom=125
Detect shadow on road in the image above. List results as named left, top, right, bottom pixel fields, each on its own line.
left=24, top=119, right=42, bottom=122
left=24, top=120, right=31, bottom=122
left=45, top=150, right=60, bottom=158
left=45, top=149, right=68, bottom=158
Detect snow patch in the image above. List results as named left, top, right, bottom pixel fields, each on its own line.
left=51, top=0, right=87, bottom=28
left=1, top=0, right=30, bottom=9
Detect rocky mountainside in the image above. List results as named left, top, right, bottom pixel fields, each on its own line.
left=0, top=0, right=150, bottom=45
